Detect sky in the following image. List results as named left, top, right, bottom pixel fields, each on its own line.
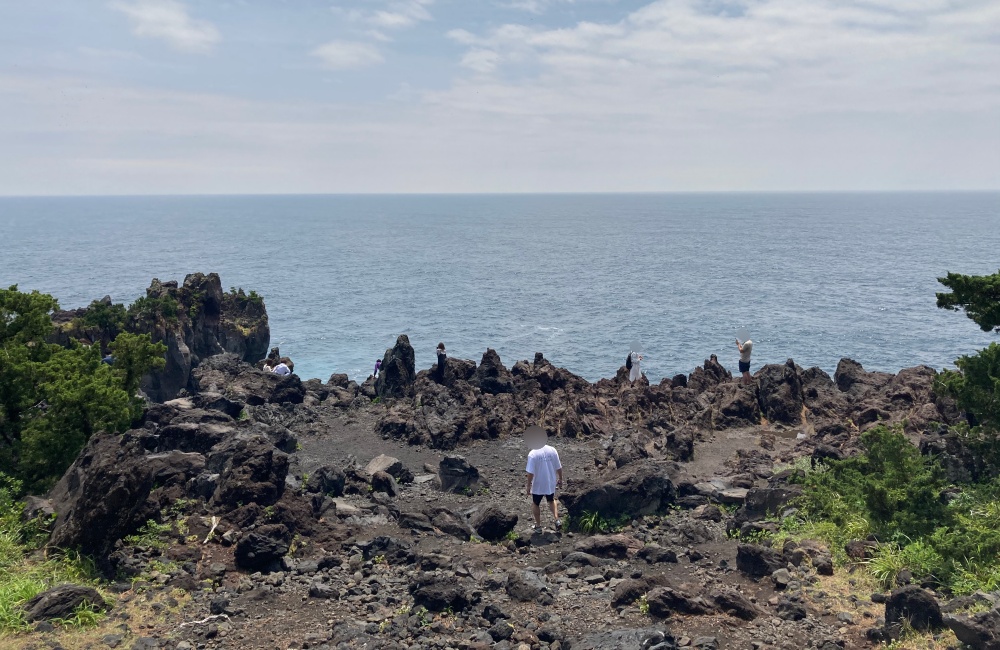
left=1, top=0, right=998, bottom=195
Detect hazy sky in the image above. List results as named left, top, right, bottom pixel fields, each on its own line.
left=1, top=0, right=998, bottom=195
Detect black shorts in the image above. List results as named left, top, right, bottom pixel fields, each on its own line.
left=739, top=360, right=751, bottom=373
left=532, top=493, right=555, bottom=505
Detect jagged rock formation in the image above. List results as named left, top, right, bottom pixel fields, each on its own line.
left=373, top=346, right=959, bottom=467
left=50, top=273, right=270, bottom=401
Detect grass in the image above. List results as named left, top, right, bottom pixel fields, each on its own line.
left=573, top=510, right=630, bottom=534
left=0, top=505, right=104, bottom=634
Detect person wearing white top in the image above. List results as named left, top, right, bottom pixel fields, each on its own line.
left=525, top=443, right=563, bottom=531
left=628, top=350, right=643, bottom=383
left=272, top=362, right=291, bottom=376
left=736, top=338, right=753, bottom=385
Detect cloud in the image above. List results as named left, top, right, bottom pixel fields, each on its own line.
left=312, top=41, right=384, bottom=69
left=110, top=0, right=220, bottom=53
left=332, top=0, right=434, bottom=34
left=320, top=1, right=434, bottom=69
left=442, top=0, right=1000, bottom=118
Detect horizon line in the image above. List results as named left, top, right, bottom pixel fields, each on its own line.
left=2, top=189, right=999, bottom=200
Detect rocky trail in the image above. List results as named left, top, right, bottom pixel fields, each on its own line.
left=10, top=276, right=984, bottom=650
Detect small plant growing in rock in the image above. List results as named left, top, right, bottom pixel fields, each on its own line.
left=637, top=594, right=650, bottom=615
left=373, top=554, right=386, bottom=565
left=504, top=530, right=519, bottom=542
left=124, top=519, right=171, bottom=550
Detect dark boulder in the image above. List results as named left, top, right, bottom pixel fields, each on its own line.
left=438, top=455, right=481, bottom=494
left=23, top=584, right=108, bottom=622
left=208, top=434, right=288, bottom=509
left=638, top=544, right=679, bottom=564
left=472, top=348, right=514, bottom=394
left=736, top=544, right=786, bottom=579
left=711, top=588, right=761, bottom=620
left=777, top=595, right=808, bottom=621
left=375, top=335, right=416, bottom=399
left=427, top=507, right=475, bottom=540
left=234, top=524, right=290, bottom=571
left=471, top=506, right=518, bottom=542
left=410, top=575, right=477, bottom=612
left=646, top=586, right=714, bottom=617
left=730, top=483, right=803, bottom=531
left=885, top=585, right=943, bottom=631
left=945, top=609, right=1000, bottom=650
left=561, top=460, right=674, bottom=522
left=506, top=570, right=550, bottom=603
left=611, top=575, right=671, bottom=608
left=356, top=536, right=413, bottom=563
left=49, top=432, right=205, bottom=573
left=370, top=471, right=399, bottom=497
left=269, top=374, right=305, bottom=405
left=573, top=534, right=641, bottom=559
left=757, top=360, right=805, bottom=425
left=304, top=465, right=346, bottom=497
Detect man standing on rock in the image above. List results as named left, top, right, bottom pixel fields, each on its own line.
left=736, top=336, right=753, bottom=385
left=525, top=425, right=563, bottom=532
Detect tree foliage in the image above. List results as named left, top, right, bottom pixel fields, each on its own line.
left=796, top=426, right=951, bottom=542
left=935, top=270, right=1000, bottom=432
left=937, top=269, right=1000, bottom=333
left=0, top=286, right=166, bottom=493
left=936, top=343, right=1000, bottom=432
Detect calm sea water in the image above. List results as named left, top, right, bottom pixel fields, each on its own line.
left=1, top=193, right=998, bottom=383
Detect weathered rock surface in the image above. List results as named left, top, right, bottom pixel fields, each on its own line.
left=561, top=461, right=675, bottom=521
left=23, top=585, right=108, bottom=622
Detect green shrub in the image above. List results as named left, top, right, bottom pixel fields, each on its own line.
left=78, top=300, right=126, bottom=333
left=127, top=294, right=178, bottom=323
left=794, top=426, right=950, bottom=543
left=935, top=343, right=1000, bottom=432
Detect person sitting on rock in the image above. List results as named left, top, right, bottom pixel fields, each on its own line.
left=436, top=342, right=447, bottom=383
left=374, top=358, right=382, bottom=379
left=272, top=362, right=291, bottom=376
left=525, top=425, right=563, bottom=532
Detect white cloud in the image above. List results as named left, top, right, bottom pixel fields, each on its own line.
left=110, top=0, right=220, bottom=53
left=333, top=0, right=434, bottom=33
left=441, top=0, right=1000, bottom=118
left=320, top=1, right=434, bottom=69
left=312, top=41, right=384, bottom=69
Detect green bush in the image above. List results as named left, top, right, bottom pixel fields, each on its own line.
left=936, top=343, right=1000, bottom=432
left=785, top=426, right=1000, bottom=594
left=77, top=300, right=126, bottom=333
left=127, top=294, right=178, bottom=323
left=794, top=426, right=950, bottom=543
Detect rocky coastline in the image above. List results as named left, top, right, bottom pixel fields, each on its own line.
left=12, top=274, right=996, bottom=650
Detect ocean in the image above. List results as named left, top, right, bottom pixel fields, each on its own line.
left=1, top=193, right=998, bottom=383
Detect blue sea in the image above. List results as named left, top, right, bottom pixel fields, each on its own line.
left=1, top=193, right=998, bottom=383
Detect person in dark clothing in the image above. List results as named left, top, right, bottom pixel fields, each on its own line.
left=436, top=342, right=447, bottom=382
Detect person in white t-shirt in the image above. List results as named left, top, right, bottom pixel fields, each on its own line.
left=736, top=338, right=753, bottom=385
left=272, top=362, right=291, bottom=376
left=525, top=426, right=563, bottom=531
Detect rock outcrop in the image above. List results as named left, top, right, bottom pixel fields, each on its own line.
left=50, top=273, right=270, bottom=402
